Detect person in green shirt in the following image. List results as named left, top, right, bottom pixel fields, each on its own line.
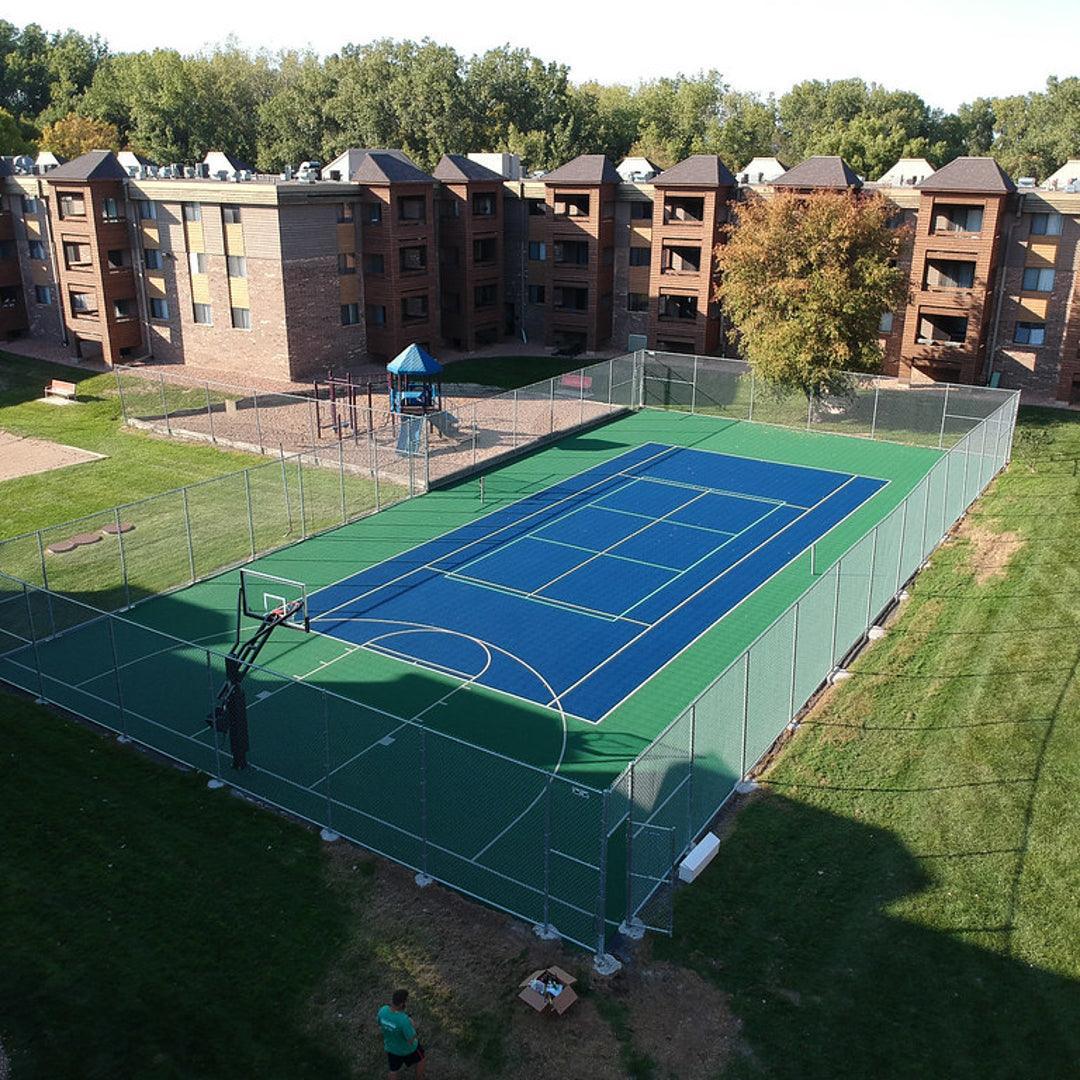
left=377, top=989, right=426, bottom=1077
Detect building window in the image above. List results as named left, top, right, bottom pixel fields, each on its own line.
left=924, top=258, right=975, bottom=289
left=221, top=204, right=241, bottom=225
left=338, top=202, right=355, bottom=223
left=554, top=240, right=589, bottom=265
left=472, top=192, right=496, bottom=217
left=365, top=202, right=383, bottom=224
left=628, top=292, right=649, bottom=312
left=1014, top=321, right=1046, bottom=346
left=28, top=240, right=46, bottom=260
left=0, top=285, right=19, bottom=308
left=150, top=297, right=169, bottom=320
left=473, top=237, right=497, bottom=263
left=107, top=249, right=128, bottom=269
left=527, top=284, right=546, bottom=304
left=439, top=198, right=459, bottom=220
left=70, top=291, right=96, bottom=316
left=341, top=303, right=360, bottom=325
left=63, top=242, right=91, bottom=268
left=397, top=195, right=426, bottom=223
left=553, top=286, right=588, bottom=311
left=659, top=294, right=698, bottom=320
left=629, top=247, right=651, bottom=267
left=227, top=255, right=247, bottom=278
left=113, top=297, right=134, bottom=318
left=366, top=304, right=386, bottom=325
left=58, top=192, right=86, bottom=218
left=1030, top=212, right=1062, bottom=236
left=182, top=202, right=202, bottom=222
left=193, top=303, right=212, bottom=325
left=363, top=253, right=384, bottom=274
left=932, top=204, right=983, bottom=234
left=528, top=241, right=546, bottom=261
left=144, top=249, right=162, bottom=270
left=400, top=245, right=427, bottom=272
left=554, top=194, right=589, bottom=217
left=1022, top=266, right=1055, bottom=292
left=231, top=307, right=251, bottom=329
left=401, top=294, right=429, bottom=321
left=101, top=197, right=123, bottom=222
left=879, top=311, right=894, bottom=333
left=188, top=252, right=208, bottom=275
left=630, top=201, right=653, bottom=220
left=475, top=283, right=497, bottom=308
left=917, top=313, right=967, bottom=345
left=0, top=241, right=13, bottom=260
left=136, top=199, right=157, bottom=221
left=34, top=285, right=52, bottom=305
left=21, top=195, right=39, bottom=215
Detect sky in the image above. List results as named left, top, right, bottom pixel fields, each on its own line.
left=27, top=0, right=1080, bottom=112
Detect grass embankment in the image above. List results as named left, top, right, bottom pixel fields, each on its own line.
left=0, top=353, right=389, bottom=608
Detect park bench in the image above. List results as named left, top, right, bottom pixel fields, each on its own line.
left=44, top=379, right=77, bottom=402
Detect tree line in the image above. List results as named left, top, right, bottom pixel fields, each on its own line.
left=2, top=21, right=1078, bottom=182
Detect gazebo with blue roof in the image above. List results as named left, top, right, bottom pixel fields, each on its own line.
left=386, top=343, right=444, bottom=416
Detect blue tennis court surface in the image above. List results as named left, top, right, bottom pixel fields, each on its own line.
left=308, top=443, right=887, bottom=722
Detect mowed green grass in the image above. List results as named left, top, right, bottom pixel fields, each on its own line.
left=655, top=406, right=1080, bottom=1078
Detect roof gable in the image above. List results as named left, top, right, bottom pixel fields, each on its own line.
left=46, top=149, right=128, bottom=182
left=351, top=149, right=434, bottom=184
left=433, top=154, right=503, bottom=182
left=775, top=156, right=862, bottom=190
left=542, top=154, right=620, bottom=185
left=919, top=157, right=1015, bottom=194
left=653, top=155, right=736, bottom=188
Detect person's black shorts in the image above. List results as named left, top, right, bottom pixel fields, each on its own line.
left=387, top=1043, right=425, bottom=1072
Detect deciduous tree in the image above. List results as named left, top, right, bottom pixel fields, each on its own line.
left=39, top=111, right=119, bottom=156
left=717, top=191, right=908, bottom=396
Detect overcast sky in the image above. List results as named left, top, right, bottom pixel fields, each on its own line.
left=32, top=0, right=1080, bottom=112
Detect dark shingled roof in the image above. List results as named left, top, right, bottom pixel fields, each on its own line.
left=775, top=156, right=862, bottom=190
left=351, top=150, right=434, bottom=184
left=919, top=156, right=1015, bottom=194
left=433, top=154, right=504, bottom=182
left=542, top=154, right=621, bottom=185
left=653, top=155, right=736, bottom=188
left=46, top=149, right=129, bottom=182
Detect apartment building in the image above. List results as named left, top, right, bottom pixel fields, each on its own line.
left=5, top=147, right=1080, bottom=404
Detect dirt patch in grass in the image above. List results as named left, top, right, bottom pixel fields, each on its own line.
left=955, top=519, right=1025, bottom=585
left=308, top=844, right=740, bottom=1078
left=0, top=428, right=104, bottom=481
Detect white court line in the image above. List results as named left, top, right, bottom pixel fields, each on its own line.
left=520, top=533, right=692, bottom=574
left=550, top=848, right=601, bottom=872
left=550, top=475, right=861, bottom=709
left=72, top=629, right=228, bottom=688
left=620, top=471, right=794, bottom=507
left=238, top=645, right=361, bottom=712
left=528, top=489, right=709, bottom=598
left=591, top=502, right=738, bottom=538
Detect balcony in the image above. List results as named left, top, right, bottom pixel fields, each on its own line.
left=553, top=195, right=589, bottom=218
left=923, top=258, right=975, bottom=291
left=663, top=197, right=704, bottom=225
left=399, top=245, right=428, bottom=275
left=472, top=193, right=496, bottom=218
left=658, top=295, right=698, bottom=321
left=931, top=204, right=983, bottom=235
left=553, top=240, right=589, bottom=267
left=553, top=285, right=588, bottom=312
left=661, top=244, right=703, bottom=275
left=916, top=313, right=968, bottom=346
left=472, top=238, right=497, bottom=265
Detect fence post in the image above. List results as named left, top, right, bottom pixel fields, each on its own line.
left=407, top=427, right=415, bottom=496
left=830, top=561, right=842, bottom=666
left=205, top=382, right=216, bottom=443
left=549, top=378, right=556, bottom=433
left=297, top=455, right=308, bottom=538
left=419, top=725, right=430, bottom=882
left=472, top=402, right=479, bottom=466
left=748, top=368, right=756, bottom=422
left=159, top=374, right=172, bottom=435
left=690, top=355, right=698, bottom=414
left=870, top=384, right=880, bottom=439
left=322, top=692, right=335, bottom=835
left=608, top=357, right=614, bottom=409
left=595, top=788, right=610, bottom=962
left=181, top=487, right=196, bottom=583
left=106, top=617, right=126, bottom=736
left=789, top=602, right=800, bottom=721
left=579, top=368, right=585, bottom=427
left=244, top=470, right=256, bottom=558
left=35, top=530, right=55, bottom=634
left=338, top=439, right=347, bottom=523
left=206, top=651, right=224, bottom=782
left=307, top=398, right=318, bottom=449
left=373, top=432, right=381, bottom=511
left=740, top=650, right=751, bottom=776
left=686, top=705, right=696, bottom=839
left=114, top=508, right=131, bottom=609
left=806, top=390, right=813, bottom=431
left=896, top=500, right=908, bottom=594
left=253, top=388, right=264, bottom=454
left=937, top=384, right=951, bottom=449
left=512, top=389, right=519, bottom=448
left=624, top=765, right=635, bottom=928
left=422, top=419, right=430, bottom=491
left=942, top=444, right=952, bottom=525
left=921, top=468, right=932, bottom=559
left=22, top=584, right=47, bottom=704
left=866, top=528, right=879, bottom=626
left=279, top=445, right=294, bottom=533
left=541, top=781, right=553, bottom=933
left=115, top=370, right=129, bottom=424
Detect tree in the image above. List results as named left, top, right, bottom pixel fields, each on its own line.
left=39, top=111, right=119, bottom=157
left=0, top=105, right=32, bottom=154
left=717, top=191, right=908, bottom=396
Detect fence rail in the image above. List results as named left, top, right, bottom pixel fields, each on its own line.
left=0, top=351, right=1020, bottom=961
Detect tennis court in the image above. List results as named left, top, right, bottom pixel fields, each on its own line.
left=0, top=363, right=1019, bottom=954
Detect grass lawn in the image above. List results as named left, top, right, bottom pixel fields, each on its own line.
left=655, top=406, right=1080, bottom=1078
left=440, top=354, right=603, bottom=389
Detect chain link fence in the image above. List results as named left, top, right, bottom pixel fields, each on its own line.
left=0, top=350, right=1019, bottom=959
